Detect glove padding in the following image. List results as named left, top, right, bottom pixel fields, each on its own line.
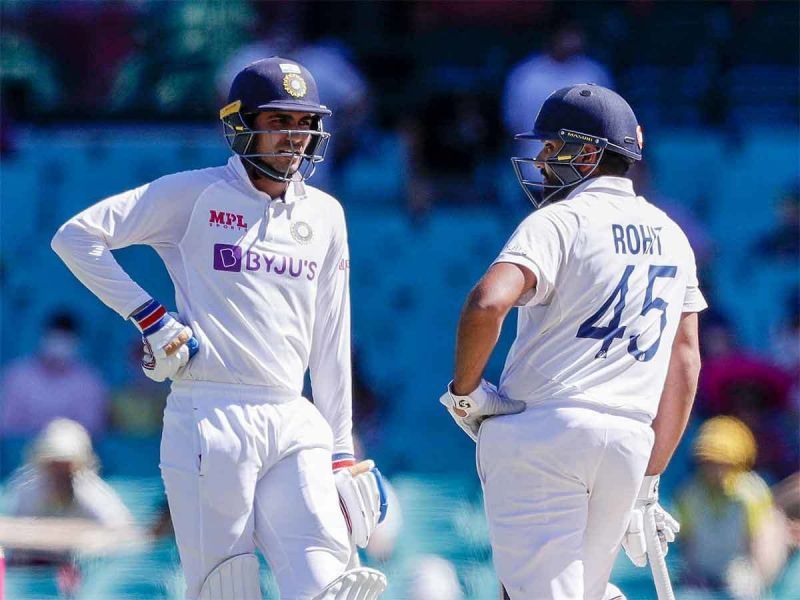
left=130, top=299, right=192, bottom=358
left=137, top=307, right=199, bottom=382
left=335, top=460, right=388, bottom=548
left=142, top=334, right=199, bottom=382
left=621, top=475, right=680, bottom=567
left=439, top=380, right=526, bottom=441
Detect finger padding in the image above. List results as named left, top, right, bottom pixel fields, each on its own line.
left=623, top=510, right=648, bottom=567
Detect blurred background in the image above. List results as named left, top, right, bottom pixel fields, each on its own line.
left=0, top=0, right=797, bottom=598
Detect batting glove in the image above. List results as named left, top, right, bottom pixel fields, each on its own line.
left=621, top=475, right=680, bottom=567
left=141, top=333, right=199, bottom=382
left=131, top=301, right=198, bottom=382
left=130, top=299, right=192, bottom=358
left=439, top=380, right=526, bottom=442
left=334, top=459, right=388, bottom=548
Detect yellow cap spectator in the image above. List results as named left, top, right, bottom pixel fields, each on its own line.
left=694, top=416, right=757, bottom=470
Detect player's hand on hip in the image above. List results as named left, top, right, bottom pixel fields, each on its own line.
left=141, top=333, right=199, bottom=382
left=621, top=475, right=680, bottom=567
left=131, top=300, right=199, bottom=382
left=130, top=299, right=193, bottom=358
left=439, top=379, right=526, bottom=442
left=334, top=459, right=388, bottom=548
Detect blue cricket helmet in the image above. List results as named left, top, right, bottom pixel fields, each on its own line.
left=511, top=84, right=643, bottom=207
left=220, top=56, right=331, bottom=182
left=226, top=56, right=331, bottom=117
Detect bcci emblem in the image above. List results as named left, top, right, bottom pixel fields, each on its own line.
left=283, top=74, right=307, bottom=98
left=290, top=221, right=313, bottom=244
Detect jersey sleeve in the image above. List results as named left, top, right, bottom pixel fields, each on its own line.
left=308, top=205, right=354, bottom=458
left=682, top=244, right=708, bottom=313
left=493, top=207, right=578, bottom=306
left=51, top=171, right=205, bottom=319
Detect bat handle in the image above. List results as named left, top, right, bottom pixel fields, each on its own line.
left=644, top=506, right=676, bottom=600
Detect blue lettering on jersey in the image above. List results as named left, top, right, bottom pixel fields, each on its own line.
left=611, top=224, right=663, bottom=255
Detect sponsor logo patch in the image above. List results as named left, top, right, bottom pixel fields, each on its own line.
left=213, top=244, right=242, bottom=272
left=213, top=243, right=317, bottom=280
left=209, top=210, right=248, bottom=230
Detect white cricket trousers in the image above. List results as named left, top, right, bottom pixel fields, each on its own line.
left=160, top=381, right=351, bottom=600
left=477, top=401, right=654, bottom=600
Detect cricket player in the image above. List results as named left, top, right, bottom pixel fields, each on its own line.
left=52, top=57, right=387, bottom=600
left=440, top=84, right=705, bottom=599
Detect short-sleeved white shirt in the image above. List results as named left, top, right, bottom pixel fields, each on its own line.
left=495, top=176, right=707, bottom=420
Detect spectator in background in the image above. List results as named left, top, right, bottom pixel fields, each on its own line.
left=6, top=418, right=134, bottom=525
left=0, top=311, right=108, bottom=436
left=676, top=416, right=787, bottom=598
left=771, top=473, right=800, bottom=595
left=698, top=314, right=798, bottom=480
left=4, top=419, right=138, bottom=564
left=502, top=21, right=613, bottom=136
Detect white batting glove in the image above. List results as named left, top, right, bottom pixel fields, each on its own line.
left=334, top=460, right=388, bottom=549
left=621, top=475, right=680, bottom=567
left=439, top=380, right=526, bottom=442
left=142, top=334, right=199, bottom=382
left=129, top=299, right=192, bottom=359
left=131, top=301, right=199, bottom=382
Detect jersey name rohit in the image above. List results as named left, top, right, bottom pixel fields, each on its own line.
left=611, top=223, right=663, bottom=255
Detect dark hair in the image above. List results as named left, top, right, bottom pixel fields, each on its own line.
left=597, top=151, right=633, bottom=176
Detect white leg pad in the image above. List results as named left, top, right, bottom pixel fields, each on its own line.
left=311, top=567, right=388, bottom=600
left=199, top=553, right=261, bottom=600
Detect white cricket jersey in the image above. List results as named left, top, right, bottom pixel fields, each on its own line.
left=495, top=176, right=707, bottom=420
left=52, top=156, right=353, bottom=455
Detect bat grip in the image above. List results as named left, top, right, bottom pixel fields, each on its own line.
left=644, top=506, right=676, bottom=600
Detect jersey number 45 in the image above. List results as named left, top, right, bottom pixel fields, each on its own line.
left=577, top=264, right=677, bottom=362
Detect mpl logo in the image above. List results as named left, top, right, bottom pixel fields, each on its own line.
left=209, top=210, right=248, bottom=230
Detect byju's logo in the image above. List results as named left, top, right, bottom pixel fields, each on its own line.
left=213, top=244, right=242, bottom=272
left=213, top=243, right=317, bottom=280
left=209, top=210, right=248, bottom=230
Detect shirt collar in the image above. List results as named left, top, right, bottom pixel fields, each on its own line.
left=227, top=155, right=307, bottom=203
left=566, top=176, right=635, bottom=200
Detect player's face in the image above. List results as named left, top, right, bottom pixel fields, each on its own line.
left=535, top=138, right=601, bottom=184
left=253, top=111, right=315, bottom=173
left=535, top=139, right=562, bottom=186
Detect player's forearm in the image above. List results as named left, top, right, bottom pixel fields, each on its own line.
left=646, top=344, right=701, bottom=475
left=452, top=292, right=510, bottom=395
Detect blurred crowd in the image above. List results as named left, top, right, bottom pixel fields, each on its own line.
left=1, top=1, right=798, bottom=599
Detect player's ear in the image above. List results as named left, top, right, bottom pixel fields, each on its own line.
left=574, top=143, right=601, bottom=175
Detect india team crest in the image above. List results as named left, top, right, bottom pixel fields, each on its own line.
left=290, top=221, right=313, bottom=244
left=283, top=74, right=307, bottom=98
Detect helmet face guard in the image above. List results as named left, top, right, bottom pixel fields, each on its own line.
left=511, top=128, right=608, bottom=208
left=220, top=100, right=331, bottom=182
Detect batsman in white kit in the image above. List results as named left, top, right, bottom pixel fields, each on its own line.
left=52, top=57, right=387, bottom=600
left=440, top=84, right=705, bottom=600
